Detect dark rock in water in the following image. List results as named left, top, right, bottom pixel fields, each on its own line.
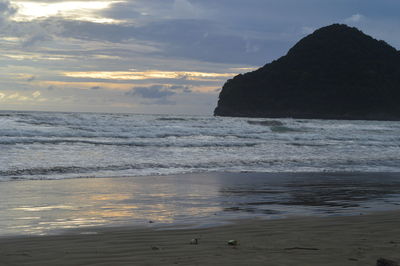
left=247, top=120, right=284, bottom=127
left=214, top=24, right=400, bottom=121
left=377, top=258, right=399, bottom=266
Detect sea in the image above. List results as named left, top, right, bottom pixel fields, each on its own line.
left=1, top=110, right=400, bottom=181
left=1, top=110, right=400, bottom=236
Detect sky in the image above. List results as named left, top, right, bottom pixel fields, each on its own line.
left=0, top=0, right=399, bottom=115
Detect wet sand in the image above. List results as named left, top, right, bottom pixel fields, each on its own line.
left=2, top=172, right=400, bottom=236
left=1, top=211, right=400, bottom=266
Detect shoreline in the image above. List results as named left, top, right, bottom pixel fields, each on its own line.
left=3, top=170, right=400, bottom=182
left=1, top=210, right=399, bottom=265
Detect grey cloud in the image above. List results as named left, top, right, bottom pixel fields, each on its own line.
left=1, top=19, right=62, bottom=48
left=170, top=85, right=192, bottom=93
left=90, top=86, right=102, bottom=90
left=58, top=18, right=289, bottom=65
left=101, top=2, right=142, bottom=20
left=0, top=0, right=16, bottom=15
left=125, top=85, right=177, bottom=99
left=22, top=33, right=53, bottom=47
left=125, top=85, right=179, bottom=105
left=59, top=20, right=131, bottom=43
left=0, top=0, right=17, bottom=25
left=102, top=0, right=204, bottom=21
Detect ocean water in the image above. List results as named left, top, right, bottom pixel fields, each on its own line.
left=1, top=110, right=400, bottom=182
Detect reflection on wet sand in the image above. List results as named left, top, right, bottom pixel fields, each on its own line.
left=12, top=205, right=77, bottom=211
left=0, top=175, right=222, bottom=235
left=1, top=172, right=400, bottom=236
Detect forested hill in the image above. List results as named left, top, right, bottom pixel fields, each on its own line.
left=214, top=24, right=400, bottom=120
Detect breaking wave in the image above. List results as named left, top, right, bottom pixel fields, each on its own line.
left=1, top=111, right=400, bottom=181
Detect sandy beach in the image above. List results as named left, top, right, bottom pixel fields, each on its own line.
left=1, top=172, right=400, bottom=265
left=1, top=211, right=400, bottom=266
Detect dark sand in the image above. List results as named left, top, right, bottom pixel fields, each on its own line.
left=1, top=211, right=400, bottom=266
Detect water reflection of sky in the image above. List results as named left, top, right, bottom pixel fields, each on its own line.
left=1, top=172, right=400, bottom=236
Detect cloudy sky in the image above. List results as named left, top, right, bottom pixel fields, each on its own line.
left=0, top=0, right=399, bottom=115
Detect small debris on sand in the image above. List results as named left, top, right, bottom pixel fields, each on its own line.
left=227, top=240, right=238, bottom=246
left=190, top=238, right=198, bottom=245
left=377, top=258, right=399, bottom=266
